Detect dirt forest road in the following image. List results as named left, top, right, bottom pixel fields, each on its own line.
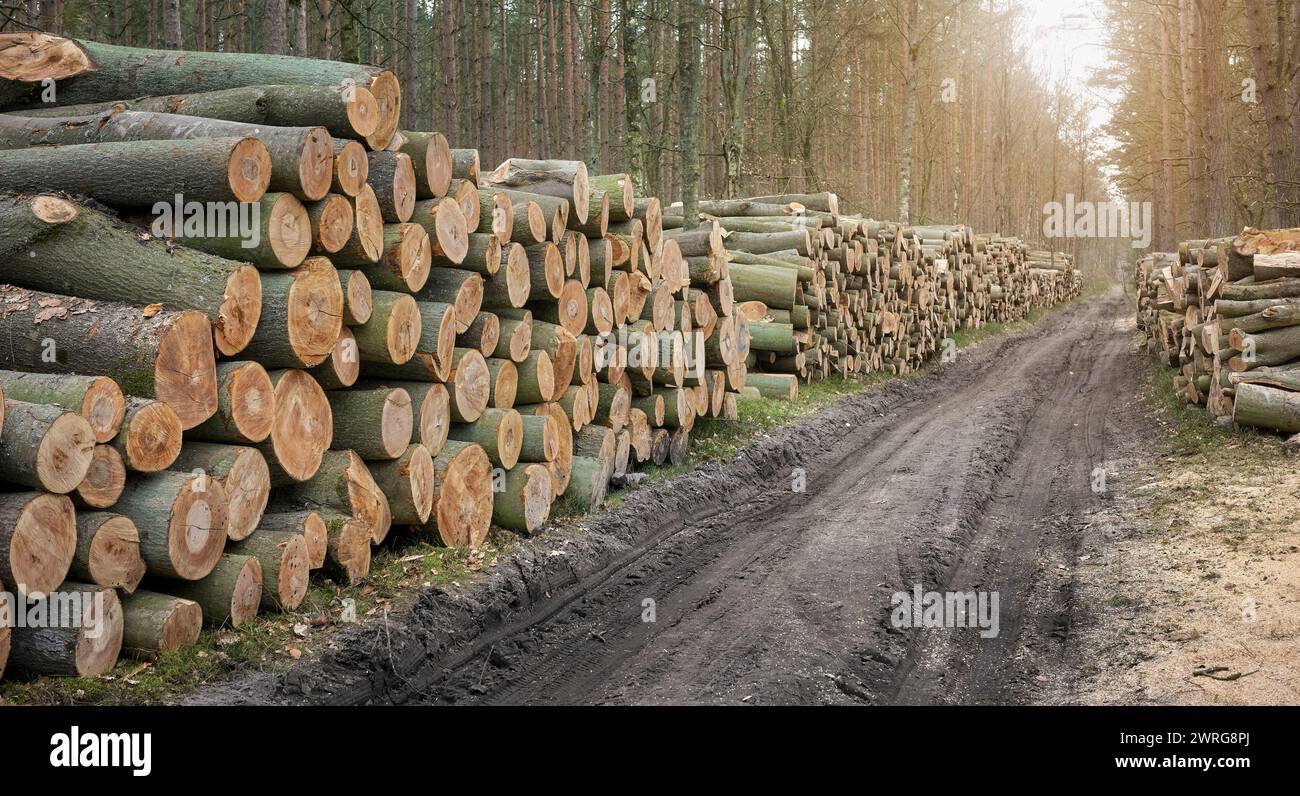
left=419, top=287, right=1141, bottom=705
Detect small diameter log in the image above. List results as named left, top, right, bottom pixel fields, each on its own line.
left=0, top=110, right=333, bottom=200
left=493, top=463, right=552, bottom=534
left=0, top=194, right=262, bottom=356
left=478, top=189, right=513, bottom=244
left=525, top=241, right=566, bottom=299
left=327, top=386, right=414, bottom=460
left=421, top=268, right=484, bottom=332
left=449, top=407, right=523, bottom=469
left=353, top=290, right=421, bottom=365
left=110, top=397, right=183, bottom=473
left=628, top=408, right=652, bottom=461
left=358, top=380, right=450, bottom=455
left=452, top=179, right=481, bottom=229
left=668, top=427, right=689, bottom=466
left=70, top=512, right=145, bottom=593
left=455, top=233, right=502, bottom=276
left=533, top=279, right=590, bottom=337
left=15, top=83, right=379, bottom=140
left=274, top=449, right=391, bottom=544
left=497, top=314, right=534, bottom=362
left=461, top=311, right=502, bottom=357
left=368, top=443, right=436, bottom=525
left=452, top=148, right=481, bottom=184
left=317, top=512, right=372, bottom=584
left=518, top=413, right=559, bottom=462
left=594, top=382, right=632, bottom=431
left=158, top=553, right=261, bottom=628
left=511, top=197, right=548, bottom=244
left=173, top=192, right=312, bottom=269
left=513, top=350, right=556, bottom=404
left=411, top=197, right=470, bottom=264
left=243, top=257, right=344, bottom=369
left=119, top=590, right=202, bottom=658
left=75, top=444, right=126, bottom=509
left=341, top=222, right=432, bottom=293
left=483, top=242, right=532, bottom=309
left=397, top=130, right=453, bottom=198
left=530, top=403, right=573, bottom=497
left=745, top=373, right=800, bottom=401
left=0, top=136, right=271, bottom=204
left=1233, top=382, right=1300, bottom=432
left=259, top=511, right=328, bottom=570
left=168, top=443, right=270, bottom=542
left=116, top=471, right=228, bottom=580
left=0, top=289, right=218, bottom=429
left=368, top=150, right=417, bottom=223
left=0, top=491, right=77, bottom=598
left=563, top=455, right=608, bottom=510
left=229, top=531, right=310, bottom=611
left=6, top=582, right=123, bottom=677
left=188, top=361, right=276, bottom=445
left=308, top=327, right=360, bottom=389
left=331, top=139, right=369, bottom=196
left=0, top=398, right=96, bottom=493
left=426, top=440, right=493, bottom=548
left=592, top=174, right=635, bottom=221
left=574, top=425, right=614, bottom=463
left=0, top=370, right=123, bottom=444
left=308, top=194, right=356, bottom=256
left=485, top=357, right=519, bottom=408
left=447, top=348, right=491, bottom=423
left=336, top=184, right=385, bottom=264
left=338, top=269, right=374, bottom=326
left=484, top=158, right=590, bottom=224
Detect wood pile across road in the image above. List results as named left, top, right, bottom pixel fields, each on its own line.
left=0, top=31, right=1082, bottom=683
left=1137, top=227, right=1300, bottom=442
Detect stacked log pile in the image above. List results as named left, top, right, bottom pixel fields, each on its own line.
left=663, top=195, right=1083, bottom=402
left=0, top=32, right=1082, bottom=682
left=1136, top=227, right=1300, bottom=440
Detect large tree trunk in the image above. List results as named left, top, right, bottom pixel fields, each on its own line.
left=0, top=136, right=270, bottom=204
left=0, top=288, right=218, bottom=429
left=0, top=194, right=262, bottom=356
left=0, top=32, right=402, bottom=149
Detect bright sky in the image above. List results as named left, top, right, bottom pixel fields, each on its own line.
left=1017, top=0, right=1120, bottom=184
left=1021, top=0, right=1113, bottom=113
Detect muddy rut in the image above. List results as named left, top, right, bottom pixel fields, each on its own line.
left=410, top=287, right=1139, bottom=705
left=191, top=288, right=1139, bottom=706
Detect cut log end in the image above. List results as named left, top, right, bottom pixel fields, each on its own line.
left=226, top=136, right=273, bottom=203
left=269, top=192, right=313, bottom=267
left=74, top=587, right=125, bottom=677
left=120, top=400, right=183, bottom=473
left=344, top=85, right=380, bottom=139
left=269, top=369, right=332, bottom=482
left=76, top=445, right=127, bottom=508
left=83, top=514, right=146, bottom=593
left=168, top=474, right=229, bottom=580
left=37, top=411, right=97, bottom=494
left=221, top=447, right=271, bottom=542
left=216, top=265, right=263, bottom=356
left=3, top=492, right=76, bottom=598
left=156, top=309, right=220, bottom=429
left=297, top=127, right=334, bottom=201
left=228, top=362, right=276, bottom=444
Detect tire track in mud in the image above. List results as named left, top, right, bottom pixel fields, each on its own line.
left=419, top=288, right=1138, bottom=705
